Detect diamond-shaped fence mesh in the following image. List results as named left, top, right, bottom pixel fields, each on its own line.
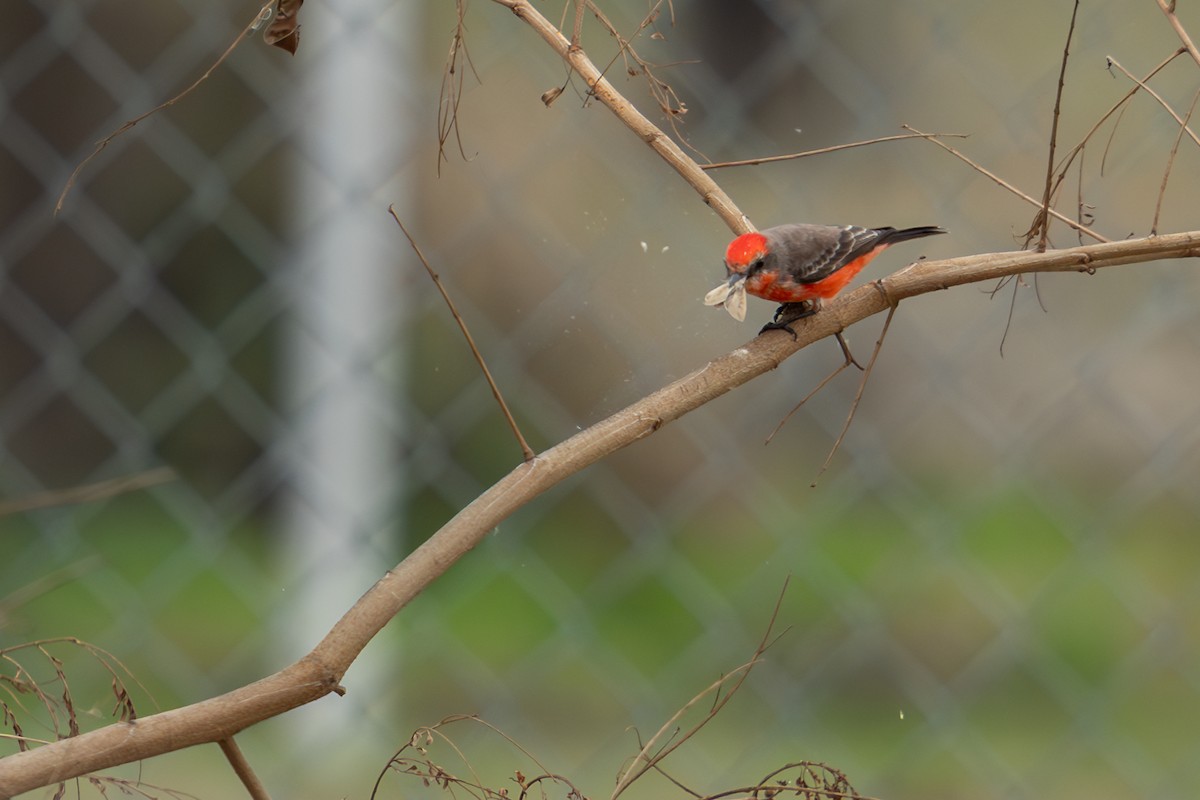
left=3, top=1, right=1200, bottom=798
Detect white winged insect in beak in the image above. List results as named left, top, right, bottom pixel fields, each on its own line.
left=703, top=274, right=748, bottom=321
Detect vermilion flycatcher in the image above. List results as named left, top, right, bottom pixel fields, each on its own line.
left=705, top=223, right=946, bottom=334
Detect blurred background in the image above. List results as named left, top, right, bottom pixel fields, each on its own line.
left=3, top=0, right=1200, bottom=798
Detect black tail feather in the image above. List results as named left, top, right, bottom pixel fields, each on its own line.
left=873, top=225, right=948, bottom=245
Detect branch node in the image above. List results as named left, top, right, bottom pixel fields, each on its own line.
left=871, top=279, right=901, bottom=309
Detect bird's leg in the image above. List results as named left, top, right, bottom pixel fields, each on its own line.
left=758, top=301, right=819, bottom=338
left=759, top=300, right=863, bottom=369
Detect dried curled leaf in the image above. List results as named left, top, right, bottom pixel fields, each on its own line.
left=703, top=280, right=732, bottom=306
left=265, top=0, right=304, bottom=54
left=724, top=281, right=747, bottom=321
left=704, top=277, right=747, bottom=321
left=541, top=86, right=563, bottom=107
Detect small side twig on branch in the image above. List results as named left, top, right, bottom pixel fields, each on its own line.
left=570, top=0, right=586, bottom=47
left=1044, top=48, right=1184, bottom=228
left=1153, top=86, right=1200, bottom=234
left=701, top=132, right=969, bottom=170
left=55, top=2, right=275, bottom=214
left=1104, top=56, right=1200, bottom=149
left=389, top=207, right=535, bottom=462
left=218, top=738, right=272, bottom=800
left=1026, top=0, right=1080, bottom=252
left=0, top=467, right=177, bottom=517
left=763, top=360, right=854, bottom=447
left=812, top=304, right=898, bottom=487
left=0, top=558, right=102, bottom=620
left=904, top=125, right=1109, bottom=243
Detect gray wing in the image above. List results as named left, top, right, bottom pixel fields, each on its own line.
left=768, top=224, right=887, bottom=284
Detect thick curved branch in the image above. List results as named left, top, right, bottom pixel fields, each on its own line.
left=2, top=231, right=1198, bottom=796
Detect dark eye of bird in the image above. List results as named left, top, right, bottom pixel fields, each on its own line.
left=751, top=258, right=765, bottom=272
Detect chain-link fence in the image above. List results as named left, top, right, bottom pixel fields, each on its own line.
left=3, top=0, right=1200, bottom=798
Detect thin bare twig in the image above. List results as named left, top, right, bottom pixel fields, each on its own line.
left=703, top=132, right=969, bottom=170
left=996, top=273, right=1024, bottom=357
left=1103, top=53, right=1200, bottom=234
left=1099, top=92, right=1131, bottom=176
left=1105, top=56, right=1200, bottom=150
left=904, top=125, right=1109, bottom=243
left=56, top=2, right=275, bottom=214
left=492, top=0, right=750, bottom=234
left=1153, top=86, right=1200, bottom=234
left=811, top=304, right=898, bottom=487
left=0, top=558, right=103, bottom=620
left=1052, top=49, right=1183, bottom=203
left=388, top=208, right=535, bottom=462
left=762, top=359, right=854, bottom=446
left=645, top=754, right=703, bottom=798
left=219, top=738, right=272, bottom=800
left=439, top=1, right=480, bottom=172
left=610, top=580, right=790, bottom=800
left=0, top=467, right=176, bottom=517
left=570, top=0, right=586, bottom=47
left=583, top=1, right=698, bottom=156
left=1025, top=0, right=1080, bottom=252
left=81, top=777, right=199, bottom=799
